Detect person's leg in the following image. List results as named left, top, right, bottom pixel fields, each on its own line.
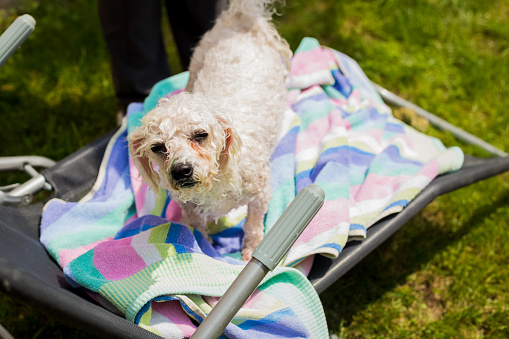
left=164, top=0, right=226, bottom=69
left=98, top=0, right=171, bottom=113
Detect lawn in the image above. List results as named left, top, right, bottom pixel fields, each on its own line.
left=1, top=0, right=508, bottom=338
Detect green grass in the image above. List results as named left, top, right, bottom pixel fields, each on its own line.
left=1, top=0, right=508, bottom=338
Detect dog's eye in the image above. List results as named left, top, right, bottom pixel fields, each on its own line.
left=150, top=143, right=166, bottom=154
left=192, top=131, right=209, bottom=142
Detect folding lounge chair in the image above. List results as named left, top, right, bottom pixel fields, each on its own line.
left=2, top=91, right=508, bottom=339
left=2, top=15, right=509, bottom=339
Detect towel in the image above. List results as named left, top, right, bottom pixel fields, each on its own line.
left=40, top=37, right=463, bottom=338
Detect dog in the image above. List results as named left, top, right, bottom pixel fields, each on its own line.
left=128, top=0, right=292, bottom=261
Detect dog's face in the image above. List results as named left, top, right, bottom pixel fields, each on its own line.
left=128, top=92, right=241, bottom=202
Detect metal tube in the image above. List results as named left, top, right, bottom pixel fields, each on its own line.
left=0, top=190, right=28, bottom=205
left=0, top=14, right=35, bottom=68
left=0, top=156, right=56, bottom=171
left=8, top=175, right=46, bottom=199
left=0, top=323, right=15, bottom=339
left=373, top=83, right=508, bottom=157
left=23, top=164, right=52, bottom=191
left=191, top=185, right=325, bottom=338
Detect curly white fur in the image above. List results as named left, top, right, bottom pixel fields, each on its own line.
left=128, top=0, right=291, bottom=261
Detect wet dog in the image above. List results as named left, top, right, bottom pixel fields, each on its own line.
left=128, top=0, right=291, bottom=261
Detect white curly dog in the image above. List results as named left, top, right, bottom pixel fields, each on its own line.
left=128, top=0, right=292, bottom=261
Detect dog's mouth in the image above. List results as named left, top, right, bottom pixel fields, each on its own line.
left=176, top=180, right=197, bottom=188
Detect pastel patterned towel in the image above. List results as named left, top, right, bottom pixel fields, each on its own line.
left=40, top=37, right=463, bottom=338
left=40, top=121, right=327, bottom=338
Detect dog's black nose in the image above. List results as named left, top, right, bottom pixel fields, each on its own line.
left=170, top=163, right=194, bottom=182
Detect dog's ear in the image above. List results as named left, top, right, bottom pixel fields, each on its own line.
left=218, top=117, right=242, bottom=169
left=128, top=129, right=160, bottom=192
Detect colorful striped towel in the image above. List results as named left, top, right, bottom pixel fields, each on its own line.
left=40, top=37, right=463, bottom=338
left=40, top=117, right=327, bottom=338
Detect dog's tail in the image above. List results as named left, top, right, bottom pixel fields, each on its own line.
left=219, top=0, right=292, bottom=69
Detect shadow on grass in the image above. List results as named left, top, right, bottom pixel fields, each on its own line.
left=0, top=92, right=117, bottom=190
left=0, top=0, right=118, bottom=159
left=321, top=179, right=509, bottom=332
left=0, top=292, right=100, bottom=339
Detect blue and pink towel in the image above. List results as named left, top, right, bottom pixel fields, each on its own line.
left=40, top=37, right=463, bottom=338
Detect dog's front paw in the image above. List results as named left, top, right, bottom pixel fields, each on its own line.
left=241, top=230, right=263, bottom=262
left=241, top=246, right=255, bottom=262
left=241, top=198, right=269, bottom=261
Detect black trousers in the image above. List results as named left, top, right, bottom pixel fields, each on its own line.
left=98, top=0, right=225, bottom=112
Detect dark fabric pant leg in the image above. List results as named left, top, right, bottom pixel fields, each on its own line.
left=98, top=0, right=171, bottom=112
left=164, top=0, right=222, bottom=70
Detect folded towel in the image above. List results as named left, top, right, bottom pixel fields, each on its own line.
left=40, top=37, right=463, bottom=338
